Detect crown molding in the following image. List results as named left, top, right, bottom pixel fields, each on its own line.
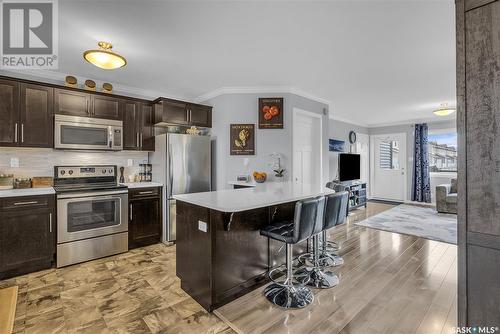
left=0, top=69, right=189, bottom=101
left=366, top=115, right=456, bottom=128
left=194, top=85, right=334, bottom=116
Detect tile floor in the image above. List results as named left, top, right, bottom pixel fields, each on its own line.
left=0, top=244, right=233, bottom=334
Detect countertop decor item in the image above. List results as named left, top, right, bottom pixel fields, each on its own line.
left=84, top=79, right=96, bottom=91
left=13, top=178, right=32, bottom=189
left=102, top=82, right=113, bottom=93
left=119, top=167, right=125, bottom=183
left=253, top=172, right=267, bottom=183
left=64, top=75, right=77, bottom=88
left=186, top=126, right=201, bottom=135
left=0, top=174, right=14, bottom=190
left=83, top=41, right=127, bottom=70
left=230, top=124, right=255, bottom=155
left=32, top=177, right=53, bottom=188
left=259, top=97, right=284, bottom=129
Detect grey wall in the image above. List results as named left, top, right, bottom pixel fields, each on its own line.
left=368, top=119, right=456, bottom=200
left=204, top=93, right=329, bottom=190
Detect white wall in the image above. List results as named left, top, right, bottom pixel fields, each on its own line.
left=204, top=93, right=329, bottom=190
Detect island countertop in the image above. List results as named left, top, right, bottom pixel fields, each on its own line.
left=173, top=182, right=334, bottom=212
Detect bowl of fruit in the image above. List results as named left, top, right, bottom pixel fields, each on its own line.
left=253, top=171, right=267, bottom=183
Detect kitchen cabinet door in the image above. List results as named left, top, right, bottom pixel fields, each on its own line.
left=92, top=95, right=121, bottom=120
left=0, top=196, right=55, bottom=279
left=54, top=89, right=91, bottom=117
left=161, top=100, right=190, bottom=125
left=123, top=101, right=140, bottom=150
left=140, top=103, right=155, bottom=151
left=189, top=104, right=212, bottom=128
left=129, top=193, right=162, bottom=249
left=20, top=83, right=54, bottom=148
left=0, top=79, right=20, bottom=146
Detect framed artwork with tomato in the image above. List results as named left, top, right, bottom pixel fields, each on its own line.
left=259, top=97, right=284, bottom=129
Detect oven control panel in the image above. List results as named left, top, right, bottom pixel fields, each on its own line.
left=55, top=166, right=116, bottom=179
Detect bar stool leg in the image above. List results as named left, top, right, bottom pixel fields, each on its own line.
left=321, top=231, right=344, bottom=267
left=264, top=244, right=314, bottom=309
left=296, top=234, right=340, bottom=289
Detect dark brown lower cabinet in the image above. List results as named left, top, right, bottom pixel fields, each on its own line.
left=128, top=187, right=162, bottom=249
left=0, top=195, right=55, bottom=280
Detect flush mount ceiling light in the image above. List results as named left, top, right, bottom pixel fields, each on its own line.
left=83, top=41, right=126, bottom=70
left=433, top=103, right=456, bottom=116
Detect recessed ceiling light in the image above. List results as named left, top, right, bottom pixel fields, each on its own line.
left=83, top=41, right=126, bottom=70
left=433, top=103, right=456, bottom=116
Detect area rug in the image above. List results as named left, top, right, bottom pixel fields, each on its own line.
left=355, top=204, right=457, bottom=244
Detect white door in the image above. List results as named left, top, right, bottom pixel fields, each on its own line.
left=355, top=133, right=370, bottom=195
left=370, top=133, right=407, bottom=201
left=292, top=108, right=322, bottom=187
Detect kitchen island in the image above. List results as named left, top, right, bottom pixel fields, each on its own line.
left=173, top=182, right=334, bottom=311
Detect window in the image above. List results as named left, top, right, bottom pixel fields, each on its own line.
left=379, top=140, right=400, bottom=170
left=428, top=132, right=457, bottom=172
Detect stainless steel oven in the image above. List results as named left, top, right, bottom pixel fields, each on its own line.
left=54, top=165, right=128, bottom=267
left=57, top=189, right=128, bottom=244
left=54, top=114, right=123, bottom=151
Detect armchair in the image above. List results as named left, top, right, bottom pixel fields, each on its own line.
left=436, top=178, right=457, bottom=214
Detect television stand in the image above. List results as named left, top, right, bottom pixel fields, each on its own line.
left=333, top=181, right=367, bottom=210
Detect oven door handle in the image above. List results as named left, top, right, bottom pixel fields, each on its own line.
left=57, top=190, right=128, bottom=199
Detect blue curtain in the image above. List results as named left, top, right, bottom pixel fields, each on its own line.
left=412, top=123, right=431, bottom=202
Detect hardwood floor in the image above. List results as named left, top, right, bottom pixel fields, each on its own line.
left=214, top=202, right=458, bottom=334
left=0, top=202, right=457, bottom=334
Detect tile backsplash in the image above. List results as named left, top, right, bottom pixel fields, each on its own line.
left=0, top=147, right=149, bottom=180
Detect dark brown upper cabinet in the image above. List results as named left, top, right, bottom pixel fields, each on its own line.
left=0, top=80, right=53, bottom=148
left=189, top=104, right=212, bottom=128
left=92, top=95, right=121, bottom=120
left=0, top=79, right=20, bottom=146
left=122, top=101, right=155, bottom=151
left=154, top=98, right=212, bottom=128
left=20, top=83, right=54, bottom=148
left=54, top=89, right=91, bottom=117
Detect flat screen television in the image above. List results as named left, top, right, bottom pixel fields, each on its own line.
left=339, top=153, right=360, bottom=182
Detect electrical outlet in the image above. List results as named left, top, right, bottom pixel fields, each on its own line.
left=198, top=220, right=208, bottom=233
left=10, top=157, right=19, bottom=168
left=127, top=159, right=133, bottom=167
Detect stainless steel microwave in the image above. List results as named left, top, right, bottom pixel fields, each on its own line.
left=54, top=114, right=123, bottom=151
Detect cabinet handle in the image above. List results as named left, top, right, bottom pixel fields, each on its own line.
left=49, top=213, right=52, bottom=233
left=139, top=191, right=153, bottom=195
left=140, top=133, right=143, bottom=148
left=21, top=124, right=24, bottom=143
left=86, top=100, right=89, bottom=114
left=136, top=133, right=139, bottom=148
left=130, top=204, right=132, bottom=220
left=14, top=123, right=18, bottom=142
left=14, top=201, right=38, bottom=206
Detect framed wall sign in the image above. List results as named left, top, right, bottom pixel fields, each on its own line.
left=259, top=97, right=284, bottom=129
left=329, top=139, right=345, bottom=152
left=230, top=124, right=255, bottom=155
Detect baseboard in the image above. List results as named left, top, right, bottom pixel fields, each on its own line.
left=368, top=199, right=403, bottom=206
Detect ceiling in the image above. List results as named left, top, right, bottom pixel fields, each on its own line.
left=8, top=0, right=456, bottom=127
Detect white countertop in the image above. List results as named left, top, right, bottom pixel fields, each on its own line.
left=173, top=182, right=334, bottom=212
left=228, top=181, right=257, bottom=187
left=0, top=187, right=55, bottom=198
left=120, top=182, right=163, bottom=189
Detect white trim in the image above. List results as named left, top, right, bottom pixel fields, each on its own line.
left=366, top=115, right=456, bottom=128
left=369, top=132, right=408, bottom=202
left=331, top=115, right=370, bottom=128
left=430, top=172, right=457, bottom=178
left=0, top=69, right=189, bottom=101
left=292, top=107, right=323, bottom=186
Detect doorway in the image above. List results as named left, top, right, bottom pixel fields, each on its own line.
left=370, top=133, right=407, bottom=201
left=292, top=108, right=322, bottom=187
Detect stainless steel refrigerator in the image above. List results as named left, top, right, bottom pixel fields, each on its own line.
left=150, top=133, right=211, bottom=242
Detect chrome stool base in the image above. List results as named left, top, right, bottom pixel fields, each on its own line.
left=264, top=283, right=314, bottom=309
left=296, top=266, right=339, bottom=289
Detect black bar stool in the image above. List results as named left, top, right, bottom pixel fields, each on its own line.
left=320, top=191, right=349, bottom=266
left=297, top=191, right=349, bottom=288
left=260, top=196, right=325, bottom=309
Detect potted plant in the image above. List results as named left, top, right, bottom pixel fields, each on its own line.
left=270, top=153, right=286, bottom=182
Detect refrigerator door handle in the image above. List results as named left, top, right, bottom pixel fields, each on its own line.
left=168, top=144, right=173, bottom=198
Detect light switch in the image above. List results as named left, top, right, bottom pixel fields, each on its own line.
left=10, top=157, right=19, bottom=168
left=127, top=159, right=133, bottom=167
left=198, top=220, right=208, bottom=233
